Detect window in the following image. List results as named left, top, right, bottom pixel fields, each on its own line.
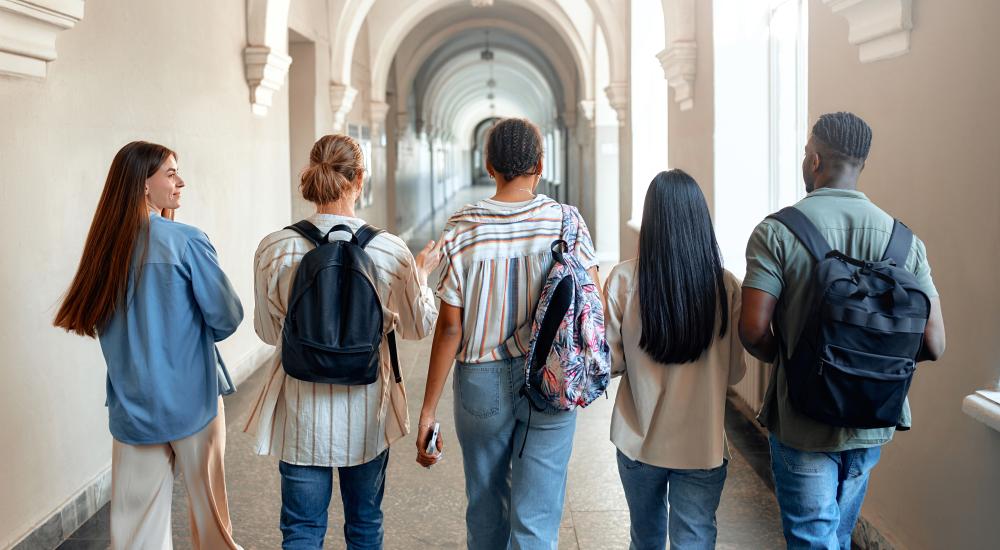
left=769, top=0, right=808, bottom=211
left=349, top=124, right=374, bottom=209
left=713, top=0, right=807, bottom=278
left=629, top=0, right=669, bottom=226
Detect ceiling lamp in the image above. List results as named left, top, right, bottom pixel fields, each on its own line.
left=480, top=30, right=493, bottom=61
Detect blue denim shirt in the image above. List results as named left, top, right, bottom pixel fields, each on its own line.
left=98, top=213, right=243, bottom=444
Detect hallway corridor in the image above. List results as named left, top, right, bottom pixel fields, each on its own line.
left=4, top=1, right=999, bottom=548
left=60, top=336, right=785, bottom=550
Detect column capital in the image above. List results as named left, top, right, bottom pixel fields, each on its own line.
left=329, top=83, right=358, bottom=133
left=0, top=0, right=84, bottom=78
left=370, top=101, right=391, bottom=125
left=604, top=83, right=629, bottom=127
left=245, top=46, right=292, bottom=116
left=369, top=100, right=391, bottom=140
left=657, top=42, right=697, bottom=112
left=823, top=0, right=913, bottom=63
left=578, top=100, right=595, bottom=126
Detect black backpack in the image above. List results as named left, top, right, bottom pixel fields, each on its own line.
left=770, top=207, right=930, bottom=429
left=280, top=221, right=401, bottom=386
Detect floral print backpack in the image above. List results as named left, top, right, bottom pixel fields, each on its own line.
left=521, top=204, right=611, bottom=418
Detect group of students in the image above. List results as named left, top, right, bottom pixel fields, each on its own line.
left=54, top=112, right=945, bottom=550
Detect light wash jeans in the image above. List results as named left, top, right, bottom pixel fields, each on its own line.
left=769, top=434, right=882, bottom=550
left=278, top=449, right=389, bottom=550
left=616, top=449, right=728, bottom=550
left=453, top=357, right=577, bottom=550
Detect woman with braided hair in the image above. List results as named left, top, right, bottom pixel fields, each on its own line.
left=416, top=118, right=601, bottom=549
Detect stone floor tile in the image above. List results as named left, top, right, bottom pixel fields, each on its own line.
left=570, top=510, right=631, bottom=550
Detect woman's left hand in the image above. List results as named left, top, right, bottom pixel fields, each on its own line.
left=415, top=239, right=444, bottom=285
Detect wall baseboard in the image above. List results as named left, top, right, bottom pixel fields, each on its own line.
left=11, top=468, right=111, bottom=550
left=9, top=341, right=273, bottom=550
left=853, top=512, right=902, bottom=550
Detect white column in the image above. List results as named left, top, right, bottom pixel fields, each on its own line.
left=368, top=100, right=391, bottom=228
left=606, top=82, right=632, bottom=256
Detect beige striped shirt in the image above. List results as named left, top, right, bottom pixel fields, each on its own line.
left=243, top=214, right=437, bottom=467
left=437, top=195, right=598, bottom=364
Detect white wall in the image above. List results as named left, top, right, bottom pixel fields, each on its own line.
left=0, top=0, right=295, bottom=544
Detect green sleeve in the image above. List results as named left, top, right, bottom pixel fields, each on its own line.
left=743, top=221, right=785, bottom=299
left=909, top=237, right=939, bottom=298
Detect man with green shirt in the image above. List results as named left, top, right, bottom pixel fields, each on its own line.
left=740, top=112, right=946, bottom=549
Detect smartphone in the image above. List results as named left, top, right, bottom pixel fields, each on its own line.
left=424, top=421, right=441, bottom=455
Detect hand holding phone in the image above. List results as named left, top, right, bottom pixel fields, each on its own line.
left=424, top=421, right=441, bottom=455
left=416, top=420, right=443, bottom=468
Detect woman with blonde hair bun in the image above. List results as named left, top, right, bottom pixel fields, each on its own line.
left=246, top=134, right=442, bottom=549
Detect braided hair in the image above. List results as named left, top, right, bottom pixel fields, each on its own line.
left=485, top=118, right=544, bottom=181
left=812, top=112, right=872, bottom=162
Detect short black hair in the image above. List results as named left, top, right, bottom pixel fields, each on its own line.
left=485, top=118, right=543, bottom=181
left=812, top=112, right=872, bottom=161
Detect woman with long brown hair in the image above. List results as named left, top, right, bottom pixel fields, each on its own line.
left=55, top=141, right=244, bottom=549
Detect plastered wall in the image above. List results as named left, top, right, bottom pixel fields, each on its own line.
left=809, top=3, right=1000, bottom=548
left=0, top=0, right=295, bottom=544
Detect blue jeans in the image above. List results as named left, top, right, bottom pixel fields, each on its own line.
left=616, top=450, right=728, bottom=550
left=769, top=435, right=882, bottom=550
left=453, top=358, right=577, bottom=550
left=278, top=449, right=389, bottom=550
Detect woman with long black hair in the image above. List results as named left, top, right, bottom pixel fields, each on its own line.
left=604, top=169, right=746, bottom=550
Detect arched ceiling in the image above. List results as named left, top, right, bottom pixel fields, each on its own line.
left=421, top=50, right=558, bottom=145
left=363, top=0, right=595, bottom=104
left=406, top=26, right=569, bottom=119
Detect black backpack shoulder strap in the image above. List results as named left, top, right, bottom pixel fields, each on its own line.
left=285, top=220, right=326, bottom=247
left=353, top=223, right=399, bottom=382
left=355, top=224, right=386, bottom=249
left=387, top=331, right=402, bottom=383
left=768, top=207, right=832, bottom=262
left=881, top=219, right=913, bottom=265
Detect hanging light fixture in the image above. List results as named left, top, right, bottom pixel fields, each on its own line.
left=480, top=30, right=493, bottom=61
left=482, top=30, right=496, bottom=117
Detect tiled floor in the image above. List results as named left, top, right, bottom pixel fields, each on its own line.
left=58, top=334, right=786, bottom=549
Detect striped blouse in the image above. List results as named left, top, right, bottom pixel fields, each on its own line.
left=437, top=195, right=598, bottom=364
left=243, top=213, right=438, bottom=467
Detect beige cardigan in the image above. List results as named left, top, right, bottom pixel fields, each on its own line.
left=604, top=260, right=746, bottom=469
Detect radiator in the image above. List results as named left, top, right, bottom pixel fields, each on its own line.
left=732, top=352, right=772, bottom=413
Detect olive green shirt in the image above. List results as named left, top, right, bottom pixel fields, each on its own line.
left=743, top=188, right=938, bottom=452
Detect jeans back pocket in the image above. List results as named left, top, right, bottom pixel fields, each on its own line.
left=456, top=365, right=502, bottom=418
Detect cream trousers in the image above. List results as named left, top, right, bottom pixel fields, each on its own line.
left=110, top=397, right=241, bottom=550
